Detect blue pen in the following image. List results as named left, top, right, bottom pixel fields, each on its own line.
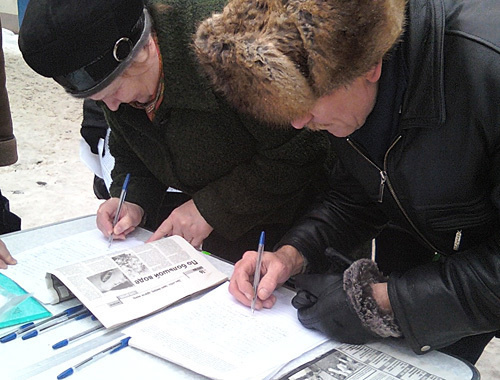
left=0, top=322, right=35, bottom=343
left=108, top=173, right=131, bottom=248
left=74, top=311, right=91, bottom=321
left=52, top=323, right=105, bottom=349
left=57, top=337, right=131, bottom=379
left=21, top=307, right=88, bottom=340
left=0, top=304, right=84, bottom=343
left=251, top=231, right=265, bottom=313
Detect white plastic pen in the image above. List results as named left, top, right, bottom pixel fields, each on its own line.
left=108, top=173, right=130, bottom=248
left=56, top=336, right=131, bottom=379
left=251, top=231, right=265, bottom=313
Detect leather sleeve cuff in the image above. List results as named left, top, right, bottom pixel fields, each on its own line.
left=344, top=259, right=402, bottom=338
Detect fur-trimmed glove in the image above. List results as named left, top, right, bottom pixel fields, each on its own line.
left=292, top=250, right=402, bottom=344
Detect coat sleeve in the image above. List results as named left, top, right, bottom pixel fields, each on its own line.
left=388, top=234, right=500, bottom=355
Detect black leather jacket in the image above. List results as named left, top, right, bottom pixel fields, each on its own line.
left=279, top=0, right=500, bottom=355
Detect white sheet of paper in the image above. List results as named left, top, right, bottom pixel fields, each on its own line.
left=97, top=130, right=115, bottom=190
left=79, top=132, right=115, bottom=191
left=125, top=282, right=328, bottom=380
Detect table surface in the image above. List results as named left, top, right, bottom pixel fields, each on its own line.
left=0, top=215, right=479, bottom=380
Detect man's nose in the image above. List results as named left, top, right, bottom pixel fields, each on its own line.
left=291, top=113, right=313, bottom=129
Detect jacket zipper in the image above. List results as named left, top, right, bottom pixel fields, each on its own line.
left=346, top=136, right=442, bottom=254
left=379, top=171, right=387, bottom=203
left=346, top=137, right=393, bottom=202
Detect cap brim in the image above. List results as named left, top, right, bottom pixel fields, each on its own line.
left=60, top=8, right=152, bottom=99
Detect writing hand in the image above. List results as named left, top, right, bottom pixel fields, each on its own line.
left=0, top=239, right=17, bottom=269
left=96, top=199, right=144, bottom=241
left=146, top=200, right=213, bottom=248
left=228, top=245, right=304, bottom=310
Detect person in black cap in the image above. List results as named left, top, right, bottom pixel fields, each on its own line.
left=17, top=0, right=334, bottom=263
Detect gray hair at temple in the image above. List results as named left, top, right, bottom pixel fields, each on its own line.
left=194, top=0, right=406, bottom=126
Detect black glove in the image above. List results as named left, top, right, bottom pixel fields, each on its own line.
left=292, top=249, right=402, bottom=344
left=292, top=272, right=377, bottom=344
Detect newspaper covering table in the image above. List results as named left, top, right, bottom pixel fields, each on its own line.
left=1, top=228, right=228, bottom=328
left=47, top=235, right=228, bottom=328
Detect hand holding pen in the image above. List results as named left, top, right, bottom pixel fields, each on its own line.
left=108, top=173, right=130, bottom=247
left=229, top=237, right=303, bottom=310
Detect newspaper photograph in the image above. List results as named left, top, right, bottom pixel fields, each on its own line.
left=281, top=341, right=478, bottom=380
left=46, top=235, right=228, bottom=328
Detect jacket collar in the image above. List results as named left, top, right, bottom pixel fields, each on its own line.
left=400, top=0, right=446, bottom=129
left=147, top=0, right=222, bottom=113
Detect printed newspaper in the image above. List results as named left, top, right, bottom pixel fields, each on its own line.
left=46, top=235, right=228, bottom=328
left=1, top=228, right=154, bottom=305
left=279, top=340, right=478, bottom=380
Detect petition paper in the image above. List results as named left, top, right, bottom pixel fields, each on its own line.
left=124, top=282, right=329, bottom=380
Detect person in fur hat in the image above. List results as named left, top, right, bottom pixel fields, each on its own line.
left=195, top=0, right=500, bottom=364
left=16, top=0, right=335, bottom=264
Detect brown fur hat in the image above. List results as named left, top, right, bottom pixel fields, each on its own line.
left=194, top=0, right=406, bottom=125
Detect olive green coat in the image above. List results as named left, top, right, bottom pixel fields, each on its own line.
left=104, top=0, right=333, bottom=240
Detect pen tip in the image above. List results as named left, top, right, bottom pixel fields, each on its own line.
left=107, top=233, right=114, bottom=248
left=57, top=368, right=74, bottom=380
left=0, top=333, right=16, bottom=343
left=22, top=330, right=37, bottom=340
left=53, top=340, right=68, bottom=349
left=259, top=231, right=265, bottom=242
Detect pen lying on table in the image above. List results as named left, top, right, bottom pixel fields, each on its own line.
left=57, top=336, right=131, bottom=379
left=52, top=322, right=105, bottom=349
left=0, top=321, right=35, bottom=343
left=0, top=304, right=84, bottom=343
left=21, top=307, right=89, bottom=340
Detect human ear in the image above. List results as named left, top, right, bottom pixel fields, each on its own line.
left=132, top=35, right=155, bottom=64
left=366, top=61, right=383, bottom=83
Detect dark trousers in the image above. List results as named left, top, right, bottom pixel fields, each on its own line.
left=0, top=189, right=21, bottom=234
left=145, top=192, right=291, bottom=263
left=93, top=175, right=110, bottom=200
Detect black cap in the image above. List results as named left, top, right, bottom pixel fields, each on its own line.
left=19, top=0, right=151, bottom=98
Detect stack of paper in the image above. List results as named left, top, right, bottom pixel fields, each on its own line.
left=124, top=282, right=329, bottom=380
